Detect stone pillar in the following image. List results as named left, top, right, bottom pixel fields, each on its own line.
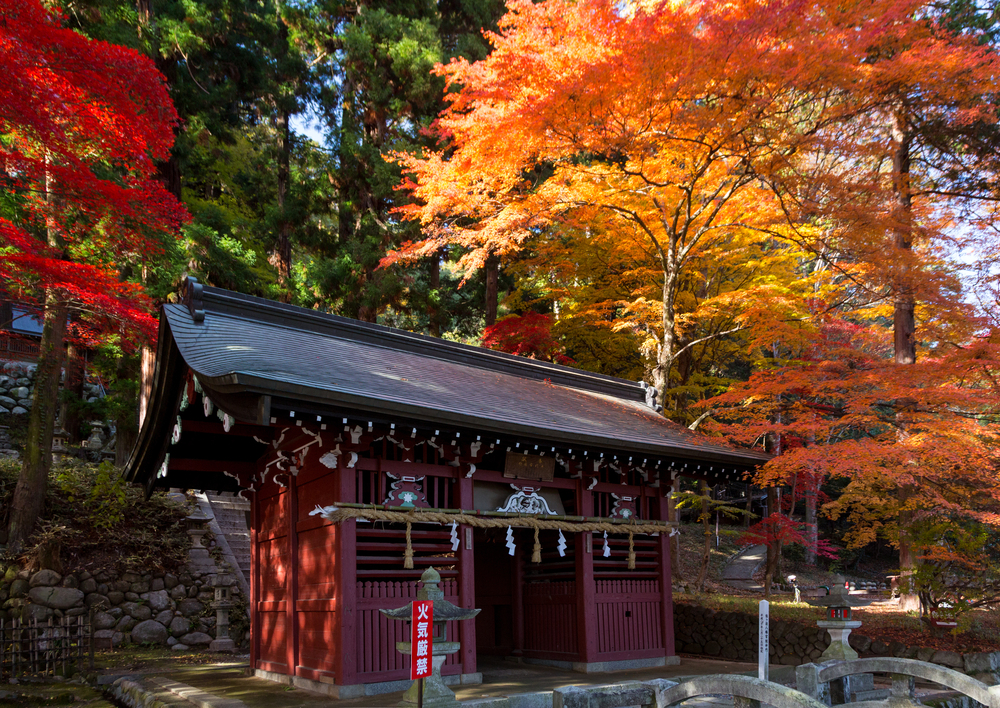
left=817, top=620, right=861, bottom=661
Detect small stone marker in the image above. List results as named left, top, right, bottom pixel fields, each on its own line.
left=758, top=599, right=769, bottom=682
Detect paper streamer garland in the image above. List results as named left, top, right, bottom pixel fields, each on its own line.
left=314, top=504, right=677, bottom=569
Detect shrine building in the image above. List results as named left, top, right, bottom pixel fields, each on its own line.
left=125, top=278, right=769, bottom=699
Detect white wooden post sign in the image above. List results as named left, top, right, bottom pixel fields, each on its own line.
left=758, top=599, right=769, bottom=681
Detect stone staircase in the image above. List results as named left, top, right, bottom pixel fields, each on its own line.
left=721, top=543, right=767, bottom=591
left=196, top=491, right=251, bottom=599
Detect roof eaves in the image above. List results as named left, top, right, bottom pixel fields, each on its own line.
left=196, top=370, right=770, bottom=469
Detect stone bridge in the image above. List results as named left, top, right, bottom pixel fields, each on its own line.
left=547, top=657, right=1000, bottom=708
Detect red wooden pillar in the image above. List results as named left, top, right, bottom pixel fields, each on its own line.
left=457, top=476, right=476, bottom=674
left=334, top=462, right=358, bottom=686
left=512, top=540, right=525, bottom=656
left=286, top=475, right=299, bottom=676
left=576, top=482, right=598, bottom=664
left=250, top=489, right=260, bottom=670
left=657, top=494, right=676, bottom=658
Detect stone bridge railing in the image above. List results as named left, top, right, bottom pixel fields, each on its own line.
left=552, top=675, right=831, bottom=708
left=657, top=675, right=830, bottom=708
left=550, top=657, right=1000, bottom=708
left=797, top=657, right=1000, bottom=708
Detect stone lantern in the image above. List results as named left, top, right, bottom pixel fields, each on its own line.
left=51, top=426, right=70, bottom=456
left=184, top=508, right=217, bottom=573
left=85, top=429, right=104, bottom=450
left=806, top=578, right=884, bottom=704
left=380, top=567, right=480, bottom=708
left=806, top=577, right=872, bottom=661
left=208, top=572, right=236, bottom=653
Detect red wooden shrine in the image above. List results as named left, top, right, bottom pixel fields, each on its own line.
left=126, top=280, right=768, bottom=698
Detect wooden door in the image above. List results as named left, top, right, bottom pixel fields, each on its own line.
left=473, top=528, right=514, bottom=655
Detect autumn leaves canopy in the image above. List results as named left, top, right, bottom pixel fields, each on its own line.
left=2, top=0, right=998, bottom=564
left=389, top=0, right=1000, bottom=549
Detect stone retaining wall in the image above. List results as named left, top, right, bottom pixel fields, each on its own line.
left=0, top=564, right=239, bottom=650
left=675, top=602, right=832, bottom=665
left=673, top=602, right=1000, bottom=684
left=0, top=362, right=39, bottom=416
left=0, top=362, right=104, bottom=417
left=0, top=361, right=111, bottom=461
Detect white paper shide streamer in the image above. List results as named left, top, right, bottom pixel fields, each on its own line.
left=506, top=526, right=516, bottom=556
left=450, top=521, right=460, bottom=551
left=602, top=530, right=611, bottom=558
left=556, top=529, right=567, bottom=558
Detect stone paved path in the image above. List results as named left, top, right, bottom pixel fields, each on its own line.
left=131, top=658, right=800, bottom=708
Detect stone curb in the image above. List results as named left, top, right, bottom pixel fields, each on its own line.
left=148, top=677, right=248, bottom=708
left=106, top=677, right=172, bottom=708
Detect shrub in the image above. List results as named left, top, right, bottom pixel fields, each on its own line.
left=0, top=459, right=189, bottom=573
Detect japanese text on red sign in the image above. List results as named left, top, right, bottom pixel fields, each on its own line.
left=411, top=600, right=433, bottom=680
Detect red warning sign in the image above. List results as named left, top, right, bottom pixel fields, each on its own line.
left=410, top=600, right=433, bottom=680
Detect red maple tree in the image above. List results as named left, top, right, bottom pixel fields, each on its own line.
left=1, top=0, right=186, bottom=551
left=481, top=312, right=574, bottom=365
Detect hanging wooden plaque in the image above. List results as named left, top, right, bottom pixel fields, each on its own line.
left=503, top=452, right=555, bottom=481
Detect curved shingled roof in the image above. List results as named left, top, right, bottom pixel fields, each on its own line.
left=126, top=281, right=768, bottom=491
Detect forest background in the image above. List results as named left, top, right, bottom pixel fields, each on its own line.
left=2, top=0, right=1000, bottom=627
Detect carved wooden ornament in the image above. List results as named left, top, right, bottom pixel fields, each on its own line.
left=384, top=472, right=429, bottom=508
left=496, top=483, right=555, bottom=516
left=609, top=493, right=639, bottom=520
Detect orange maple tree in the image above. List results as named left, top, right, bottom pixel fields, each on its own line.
left=386, top=0, right=1000, bottom=596
left=701, top=0, right=1000, bottom=601
left=1, top=0, right=186, bottom=550
left=385, top=0, right=949, bottom=402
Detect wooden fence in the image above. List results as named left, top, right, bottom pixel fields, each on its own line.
left=0, top=616, right=93, bottom=679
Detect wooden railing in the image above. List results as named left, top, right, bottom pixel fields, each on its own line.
left=0, top=334, right=40, bottom=362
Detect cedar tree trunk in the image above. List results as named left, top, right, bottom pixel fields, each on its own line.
left=429, top=253, right=441, bottom=337
left=485, top=254, right=499, bottom=327
left=115, top=355, right=140, bottom=467
left=61, top=342, right=86, bottom=442
left=668, top=477, right=683, bottom=579
left=804, top=475, right=818, bottom=566
left=695, top=480, right=711, bottom=591
left=7, top=292, right=66, bottom=553
left=270, top=12, right=293, bottom=302
left=763, top=486, right=779, bottom=599
left=891, top=110, right=920, bottom=612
